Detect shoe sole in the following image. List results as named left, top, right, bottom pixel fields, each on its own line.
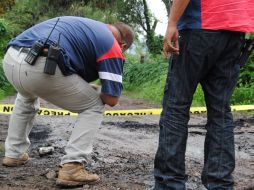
left=56, top=178, right=100, bottom=187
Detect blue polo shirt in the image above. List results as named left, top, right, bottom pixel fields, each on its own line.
left=8, top=16, right=124, bottom=97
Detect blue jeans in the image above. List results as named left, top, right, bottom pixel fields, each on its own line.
left=154, top=30, right=244, bottom=190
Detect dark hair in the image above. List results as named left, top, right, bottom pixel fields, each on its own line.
left=113, top=22, right=135, bottom=50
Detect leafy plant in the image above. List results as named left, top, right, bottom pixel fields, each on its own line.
left=0, top=22, right=6, bottom=36
left=238, top=54, right=254, bottom=87
left=122, top=54, right=168, bottom=103
left=0, top=19, right=16, bottom=98
left=0, top=0, right=15, bottom=15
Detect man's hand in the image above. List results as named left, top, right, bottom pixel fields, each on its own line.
left=100, top=93, right=119, bottom=107
left=163, top=22, right=179, bottom=58
left=163, top=0, right=190, bottom=58
left=90, top=84, right=119, bottom=106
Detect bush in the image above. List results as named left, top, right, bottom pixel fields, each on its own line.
left=237, top=33, right=254, bottom=86
left=123, top=55, right=168, bottom=88
left=0, top=19, right=16, bottom=98
left=238, top=54, right=254, bottom=87
left=0, top=18, right=19, bottom=56
left=123, top=53, right=254, bottom=106
left=0, top=22, right=6, bottom=35
left=231, top=85, right=254, bottom=105
left=0, top=19, right=8, bottom=57
left=123, top=54, right=168, bottom=103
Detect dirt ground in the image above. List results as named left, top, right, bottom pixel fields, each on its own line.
left=0, top=95, right=253, bottom=190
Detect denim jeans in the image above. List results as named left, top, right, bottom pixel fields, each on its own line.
left=154, top=29, right=244, bottom=190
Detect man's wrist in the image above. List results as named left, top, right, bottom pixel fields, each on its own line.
left=168, top=18, right=178, bottom=27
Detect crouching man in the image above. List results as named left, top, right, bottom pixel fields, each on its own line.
left=2, top=16, right=134, bottom=187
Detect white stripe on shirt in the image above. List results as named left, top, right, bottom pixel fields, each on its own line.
left=99, top=72, right=122, bottom=83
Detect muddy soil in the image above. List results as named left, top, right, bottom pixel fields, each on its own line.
left=0, top=95, right=253, bottom=190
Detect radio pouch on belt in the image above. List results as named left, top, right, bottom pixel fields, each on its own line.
left=44, top=45, right=60, bottom=75
left=25, top=18, right=60, bottom=66
left=24, top=41, right=44, bottom=65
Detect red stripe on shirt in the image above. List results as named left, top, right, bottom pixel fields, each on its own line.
left=97, top=39, right=124, bottom=62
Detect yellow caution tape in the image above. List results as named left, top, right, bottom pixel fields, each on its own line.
left=104, top=109, right=161, bottom=116
left=0, top=104, right=77, bottom=116
left=0, top=104, right=254, bottom=116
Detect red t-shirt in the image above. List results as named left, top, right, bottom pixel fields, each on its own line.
left=178, top=0, right=254, bottom=32
left=202, top=0, right=254, bottom=32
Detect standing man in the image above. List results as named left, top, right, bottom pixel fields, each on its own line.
left=154, top=0, right=254, bottom=189
left=2, top=16, right=134, bottom=187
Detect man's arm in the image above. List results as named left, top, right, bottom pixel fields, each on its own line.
left=90, top=84, right=119, bottom=106
left=163, top=0, right=190, bottom=57
left=100, top=93, right=119, bottom=107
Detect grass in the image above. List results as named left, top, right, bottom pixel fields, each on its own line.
left=0, top=86, right=16, bottom=100
left=123, top=74, right=166, bottom=105
left=123, top=78, right=254, bottom=110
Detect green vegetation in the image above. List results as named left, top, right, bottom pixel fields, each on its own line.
left=0, top=0, right=253, bottom=107
left=123, top=53, right=254, bottom=107
left=0, top=63, right=15, bottom=100
left=123, top=54, right=168, bottom=103
left=0, top=18, right=17, bottom=98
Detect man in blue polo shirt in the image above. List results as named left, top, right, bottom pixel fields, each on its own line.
left=2, top=16, right=134, bottom=187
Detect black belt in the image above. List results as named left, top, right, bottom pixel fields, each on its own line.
left=12, top=46, right=48, bottom=57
